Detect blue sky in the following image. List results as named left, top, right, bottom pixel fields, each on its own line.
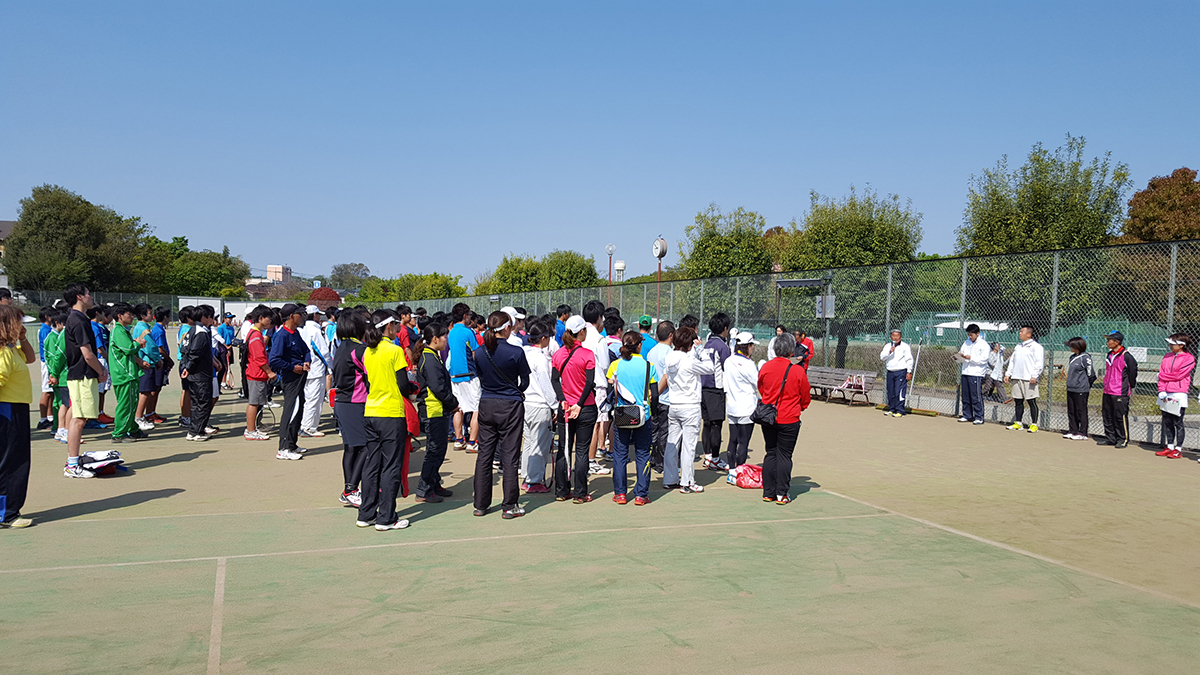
left=1, top=1, right=1196, bottom=283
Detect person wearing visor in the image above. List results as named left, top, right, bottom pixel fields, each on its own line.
left=1155, top=334, right=1194, bottom=458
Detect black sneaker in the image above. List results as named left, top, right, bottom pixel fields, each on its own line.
left=1115, top=442, right=1128, bottom=449
left=36, top=419, right=52, bottom=431
left=501, top=506, right=525, bottom=519
left=1095, top=439, right=1114, bottom=446
left=473, top=508, right=488, bottom=517
left=415, top=492, right=444, bottom=503
left=433, top=486, right=453, bottom=497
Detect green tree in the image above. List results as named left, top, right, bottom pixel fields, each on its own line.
left=781, top=186, right=923, bottom=271
left=163, top=247, right=251, bottom=296
left=538, top=250, right=600, bottom=290
left=1122, top=167, right=1200, bottom=242
left=330, top=262, right=371, bottom=290
left=471, top=269, right=495, bottom=296
left=7, top=185, right=114, bottom=289
left=490, top=254, right=542, bottom=293
left=679, top=204, right=773, bottom=279
left=357, top=277, right=396, bottom=302
left=956, top=134, right=1131, bottom=254
left=408, top=272, right=466, bottom=300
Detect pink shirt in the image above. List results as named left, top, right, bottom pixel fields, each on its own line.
left=1158, top=352, right=1195, bottom=394
left=552, top=345, right=596, bottom=407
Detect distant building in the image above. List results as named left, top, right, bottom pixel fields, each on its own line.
left=267, top=265, right=292, bottom=284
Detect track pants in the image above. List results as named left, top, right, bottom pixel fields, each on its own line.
left=650, top=403, right=669, bottom=469
left=0, top=403, right=31, bottom=522
left=555, top=404, right=596, bottom=499
left=762, top=420, right=801, bottom=499
left=474, top=398, right=524, bottom=511
left=188, top=377, right=213, bottom=436
left=1066, top=391, right=1089, bottom=436
left=886, top=369, right=907, bottom=414
left=665, top=403, right=701, bottom=487
left=725, top=421, right=753, bottom=468
left=278, top=377, right=306, bottom=452
left=1101, top=393, right=1130, bottom=444
left=520, top=405, right=553, bottom=486
left=1162, top=409, right=1186, bottom=448
left=960, top=375, right=983, bottom=422
left=302, top=377, right=325, bottom=432
left=359, top=416, right=404, bottom=525
left=111, top=380, right=139, bottom=439
left=417, top=415, right=449, bottom=498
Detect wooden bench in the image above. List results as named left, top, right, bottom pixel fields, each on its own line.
left=806, top=366, right=878, bottom=405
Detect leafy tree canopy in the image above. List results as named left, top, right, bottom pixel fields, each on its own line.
left=956, top=134, right=1131, bottom=255
left=490, top=254, right=542, bottom=293
left=679, top=204, right=773, bottom=279
left=1122, top=167, right=1200, bottom=243
left=538, top=250, right=600, bottom=290
left=781, top=186, right=923, bottom=270
left=330, top=262, right=371, bottom=290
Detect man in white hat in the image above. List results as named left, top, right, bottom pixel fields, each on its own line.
left=723, top=331, right=760, bottom=469
left=298, top=304, right=332, bottom=438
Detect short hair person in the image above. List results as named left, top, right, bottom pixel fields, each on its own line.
left=957, top=324, right=990, bottom=425
left=1004, top=325, right=1045, bottom=432
left=1097, top=331, right=1137, bottom=448
left=880, top=329, right=913, bottom=417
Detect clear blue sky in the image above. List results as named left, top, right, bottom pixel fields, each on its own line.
left=2, top=1, right=1196, bottom=283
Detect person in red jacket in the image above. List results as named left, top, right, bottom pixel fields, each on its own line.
left=756, top=333, right=812, bottom=504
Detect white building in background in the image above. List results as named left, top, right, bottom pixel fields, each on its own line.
left=267, top=265, right=292, bottom=284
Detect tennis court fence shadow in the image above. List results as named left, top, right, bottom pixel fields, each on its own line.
left=28, top=488, right=186, bottom=523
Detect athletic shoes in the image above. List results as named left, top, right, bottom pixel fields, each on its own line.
left=355, top=518, right=376, bottom=528
left=36, top=419, right=52, bottom=431
left=63, top=464, right=94, bottom=478
left=703, top=457, right=729, bottom=472
left=276, top=449, right=303, bottom=460
left=204, top=426, right=219, bottom=435
left=776, top=495, right=791, bottom=505
left=663, top=483, right=681, bottom=490
left=612, top=493, right=627, bottom=504
left=572, top=495, right=594, bottom=504
left=54, top=428, right=68, bottom=443
left=375, top=519, right=410, bottom=531
left=492, top=460, right=501, bottom=471
left=149, top=414, right=167, bottom=424
left=340, top=490, right=362, bottom=506
left=973, top=420, right=984, bottom=425
left=415, top=492, right=444, bottom=503
left=83, top=420, right=107, bottom=429
left=679, top=484, right=704, bottom=494
left=1007, top=422, right=1023, bottom=431
left=454, top=438, right=465, bottom=450
left=762, top=495, right=776, bottom=502
left=299, top=429, right=326, bottom=438
left=244, top=430, right=269, bottom=441
left=178, top=417, right=191, bottom=428
left=957, top=417, right=970, bottom=423
left=1027, top=424, right=1039, bottom=433
left=1166, top=449, right=1183, bottom=459
left=0, top=516, right=32, bottom=528
left=111, top=435, right=136, bottom=443
left=633, top=496, right=649, bottom=506
left=523, top=483, right=549, bottom=494
left=265, top=401, right=281, bottom=409
left=433, top=486, right=453, bottom=497
left=464, top=442, right=479, bottom=454
left=97, top=413, right=114, bottom=425
left=136, top=418, right=155, bottom=432
left=1115, top=442, right=1128, bottom=449
left=501, top=506, right=525, bottom=519
left=293, top=447, right=309, bottom=454
left=1156, top=447, right=1175, bottom=456
left=588, top=461, right=610, bottom=476
left=185, top=433, right=209, bottom=442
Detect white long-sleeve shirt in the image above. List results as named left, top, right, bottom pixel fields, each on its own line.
left=1005, top=339, right=1045, bottom=381
left=880, top=341, right=914, bottom=372
left=298, top=320, right=331, bottom=379
left=723, top=354, right=760, bottom=419
left=959, top=338, right=990, bottom=377
left=522, top=345, right=556, bottom=411
left=987, top=350, right=1005, bottom=379
left=664, top=347, right=715, bottom=407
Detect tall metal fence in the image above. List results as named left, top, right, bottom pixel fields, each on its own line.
left=404, top=239, right=1200, bottom=447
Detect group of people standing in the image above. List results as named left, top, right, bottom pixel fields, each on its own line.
left=880, top=323, right=1198, bottom=457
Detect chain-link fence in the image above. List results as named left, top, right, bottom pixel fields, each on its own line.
left=405, top=240, right=1200, bottom=447
left=14, top=290, right=182, bottom=314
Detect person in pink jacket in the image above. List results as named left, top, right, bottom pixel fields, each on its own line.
left=1156, top=334, right=1195, bottom=459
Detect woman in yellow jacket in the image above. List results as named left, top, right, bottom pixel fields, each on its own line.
left=0, top=305, right=38, bottom=528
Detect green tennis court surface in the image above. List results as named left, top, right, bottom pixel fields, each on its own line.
left=3, top=398, right=1198, bottom=674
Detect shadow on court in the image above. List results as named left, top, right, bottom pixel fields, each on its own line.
left=28, top=488, right=186, bottom=523
left=124, top=450, right=217, bottom=470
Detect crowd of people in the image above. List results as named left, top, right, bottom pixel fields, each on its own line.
left=1, top=282, right=1195, bottom=531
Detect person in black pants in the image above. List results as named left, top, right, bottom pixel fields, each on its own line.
left=0, top=305, right=36, bottom=528
left=1098, top=331, right=1138, bottom=448
left=181, top=304, right=216, bottom=441
left=756, top=334, right=812, bottom=503
left=415, top=322, right=457, bottom=503
left=551, top=316, right=598, bottom=503
left=471, top=311, right=530, bottom=518
left=330, top=310, right=369, bottom=506
left=269, top=304, right=312, bottom=459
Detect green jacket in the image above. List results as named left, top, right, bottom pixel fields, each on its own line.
left=44, top=330, right=67, bottom=383
left=109, top=323, right=142, bottom=386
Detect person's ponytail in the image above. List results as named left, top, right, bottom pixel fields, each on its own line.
left=483, top=310, right=510, bottom=353
left=619, top=332, right=641, bottom=361
left=364, top=310, right=391, bottom=348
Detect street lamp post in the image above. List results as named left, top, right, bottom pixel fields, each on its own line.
left=605, top=243, right=615, bottom=307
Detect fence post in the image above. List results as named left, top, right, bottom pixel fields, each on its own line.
left=955, top=259, right=967, bottom=417
left=1048, top=251, right=1060, bottom=428
left=734, top=277, right=741, bottom=330
left=700, top=279, right=705, bottom=320
left=619, top=285, right=624, bottom=316
left=669, top=283, right=675, bottom=319
left=885, top=264, right=893, bottom=333
left=643, top=284, right=647, bottom=316
left=1168, top=242, right=1179, bottom=332
left=580, top=288, right=584, bottom=310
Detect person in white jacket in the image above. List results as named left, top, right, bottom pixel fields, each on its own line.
left=298, top=306, right=332, bottom=438
left=1004, top=324, right=1046, bottom=432
left=520, top=319, right=556, bottom=493
left=662, top=326, right=714, bottom=494
left=723, top=332, right=760, bottom=469
left=879, top=329, right=914, bottom=417
left=957, top=324, right=990, bottom=425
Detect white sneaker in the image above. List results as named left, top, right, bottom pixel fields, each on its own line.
left=973, top=420, right=984, bottom=425
left=204, top=426, right=219, bottom=435
left=243, top=430, right=269, bottom=440
left=588, top=461, right=611, bottom=476
left=1062, top=433, right=1072, bottom=438
left=293, top=446, right=308, bottom=454
left=266, top=401, right=281, bottom=409
left=185, top=433, right=209, bottom=442
left=276, top=449, right=303, bottom=460
left=300, top=429, right=326, bottom=438
left=63, top=464, right=94, bottom=478
left=375, top=519, right=410, bottom=531
left=340, top=490, right=363, bottom=507
left=356, top=518, right=376, bottom=528
left=136, top=419, right=155, bottom=432
left=957, top=417, right=970, bottom=423
left=54, top=428, right=68, bottom=443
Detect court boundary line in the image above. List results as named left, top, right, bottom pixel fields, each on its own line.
left=207, top=558, right=226, bottom=675
left=819, top=489, right=1200, bottom=611
left=0, top=512, right=892, bottom=575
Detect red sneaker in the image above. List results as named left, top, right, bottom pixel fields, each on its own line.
left=1167, top=450, right=1183, bottom=459
left=1156, top=447, right=1174, bottom=456
left=633, top=496, right=649, bottom=506
left=612, top=494, right=627, bottom=504
left=572, top=495, right=593, bottom=504
left=525, top=483, right=549, bottom=494
left=97, top=414, right=114, bottom=425
left=149, top=414, right=167, bottom=424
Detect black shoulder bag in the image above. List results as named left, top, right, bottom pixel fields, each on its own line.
left=612, top=360, right=651, bottom=429
left=751, top=363, right=793, bottom=426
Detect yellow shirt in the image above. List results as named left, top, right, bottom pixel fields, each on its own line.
left=0, top=345, right=32, bottom=404
left=364, top=341, right=409, bottom=418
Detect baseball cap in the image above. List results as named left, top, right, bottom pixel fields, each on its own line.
left=1107, top=330, right=1125, bottom=343
left=638, top=314, right=652, bottom=328
left=734, top=331, right=757, bottom=346
left=280, top=303, right=304, bottom=317
left=305, top=304, right=320, bottom=315
left=224, top=312, right=234, bottom=318
left=500, top=305, right=525, bottom=321
left=565, top=315, right=587, bottom=333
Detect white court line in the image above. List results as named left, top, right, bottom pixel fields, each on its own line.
left=819, top=489, right=1200, bottom=612
left=0, top=512, right=892, bottom=575
left=207, top=558, right=227, bottom=675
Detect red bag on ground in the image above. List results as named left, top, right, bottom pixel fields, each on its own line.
left=735, top=464, right=763, bottom=489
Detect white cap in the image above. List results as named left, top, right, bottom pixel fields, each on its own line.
left=735, top=331, right=757, bottom=346
left=500, top=305, right=525, bottom=321
left=305, top=304, right=320, bottom=316
left=1166, top=337, right=1184, bottom=345
left=565, top=315, right=587, bottom=333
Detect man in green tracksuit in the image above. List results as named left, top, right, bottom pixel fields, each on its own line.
left=109, top=303, right=150, bottom=443
left=44, top=312, right=71, bottom=441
